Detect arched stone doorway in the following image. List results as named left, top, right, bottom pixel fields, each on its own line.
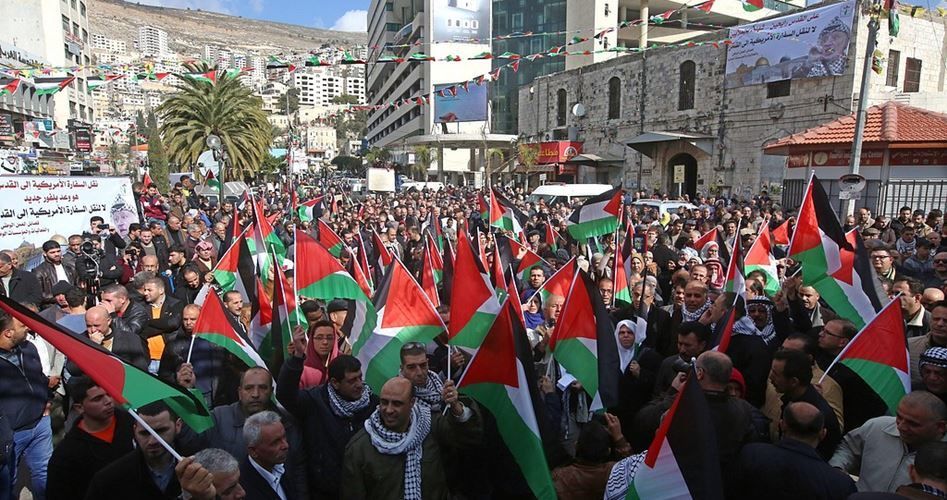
left=667, top=153, right=698, bottom=200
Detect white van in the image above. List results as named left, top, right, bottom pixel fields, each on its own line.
left=630, top=200, right=697, bottom=216
left=528, top=183, right=613, bottom=205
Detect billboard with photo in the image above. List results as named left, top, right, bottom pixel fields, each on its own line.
left=431, top=0, right=491, bottom=43
left=725, top=1, right=856, bottom=88
left=434, top=83, right=488, bottom=123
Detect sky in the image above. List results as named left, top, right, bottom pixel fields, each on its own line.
left=127, top=0, right=372, bottom=32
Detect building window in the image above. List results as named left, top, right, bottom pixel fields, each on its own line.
left=678, top=61, right=695, bottom=110
left=767, top=80, right=791, bottom=98
left=556, top=88, right=567, bottom=126
left=607, top=76, right=621, bottom=119
left=385, top=2, right=393, bottom=11
left=886, top=50, right=900, bottom=87
left=80, top=2, right=86, bottom=16
left=62, top=15, right=69, bottom=32
left=904, top=58, right=921, bottom=93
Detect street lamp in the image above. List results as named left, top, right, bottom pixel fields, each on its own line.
left=206, top=134, right=223, bottom=205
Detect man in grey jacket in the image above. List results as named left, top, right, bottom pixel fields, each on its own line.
left=830, top=391, right=947, bottom=492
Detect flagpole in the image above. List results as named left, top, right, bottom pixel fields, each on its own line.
left=129, top=409, right=183, bottom=461
left=293, top=227, right=300, bottom=326
left=186, top=334, right=196, bottom=364
left=819, top=294, right=899, bottom=384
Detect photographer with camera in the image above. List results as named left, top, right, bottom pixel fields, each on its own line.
left=88, top=216, right=127, bottom=258
left=652, top=320, right=714, bottom=398
left=73, top=235, right=124, bottom=305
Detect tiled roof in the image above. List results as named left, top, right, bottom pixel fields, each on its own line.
left=765, top=102, right=947, bottom=151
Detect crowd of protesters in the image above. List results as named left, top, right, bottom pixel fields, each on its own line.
left=0, top=172, right=946, bottom=500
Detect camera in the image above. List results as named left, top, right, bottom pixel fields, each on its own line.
left=98, top=224, right=109, bottom=230
left=672, top=357, right=694, bottom=374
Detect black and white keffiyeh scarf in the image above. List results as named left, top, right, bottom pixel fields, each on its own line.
left=681, top=299, right=712, bottom=323
left=408, top=371, right=444, bottom=409
left=732, top=315, right=777, bottom=345
left=365, top=401, right=432, bottom=500
left=327, top=382, right=372, bottom=419
left=604, top=452, right=646, bottom=500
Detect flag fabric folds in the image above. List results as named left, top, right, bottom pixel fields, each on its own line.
left=566, top=187, right=623, bottom=240
left=744, top=225, right=779, bottom=296
left=448, top=232, right=501, bottom=349
left=458, top=297, right=557, bottom=499
left=821, top=298, right=910, bottom=414
left=317, top=219, right=346, bottom=258
left=0, top=296, right=214, bottom=432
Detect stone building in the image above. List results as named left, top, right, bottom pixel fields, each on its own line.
left=516, top=1, right=946, bottom=202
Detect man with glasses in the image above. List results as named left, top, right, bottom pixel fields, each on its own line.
left=870, top=248, right=898, bottom=281
left=930, top=252, right=947, bottom=289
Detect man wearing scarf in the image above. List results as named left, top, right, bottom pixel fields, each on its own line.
left=276, top=352, right=377, bottom=500
left=399, top=342, right=446, bottom=412
left=726, top=296, right=782, bottom=407
left=341, top=376, right=482, bottom=500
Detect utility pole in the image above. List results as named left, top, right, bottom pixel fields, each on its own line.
left=843, top=0, right=881, bottom=217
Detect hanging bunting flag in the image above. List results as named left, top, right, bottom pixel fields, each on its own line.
left=86, top=74, right=125, bottom=90
left=184, top=71, right=216, bottom=84
left=34, top=76, right=76, bottom=96
left=696, top=0, right=715, bottom=12
left=742, top=0, right=763, bottom=11
left=0, top=79, right=20, bottom=96
left=511, top=61, right=521, bottom=73
left=471, top=51, right=494, bottom=60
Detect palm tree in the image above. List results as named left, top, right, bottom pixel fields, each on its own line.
left=158, top=63, right=272, bottom=182
left=412, top=146, right=432, bottom=180
left=364, top=147, right=391, bottom=167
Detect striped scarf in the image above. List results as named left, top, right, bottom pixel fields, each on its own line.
left=365, top=402, right=431, bottom=500
left=327, top=383, right=372, bottom=419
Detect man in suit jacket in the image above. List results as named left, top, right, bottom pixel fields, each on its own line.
left=0, top=252, right=41, bottom=306
left=239, top=411, right=300, bottom=500
left=139, top=277, right=184, bottom=374
left=33, top=240, right=78, bottom=307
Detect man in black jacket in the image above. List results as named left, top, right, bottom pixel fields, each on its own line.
left=84, top=401, right=183, bottom=500
left=737, top=402, right=856, bottom=500
left=770, top=348, right=842, bottom=460
left=0, top=252, right=41, bottom=306
left=47, top=376, right=135, bottom=500
left=0, top=310, right=52, bottom=500
left=82, top=306, right=149, bottom=371
left=33, top=240, right=77, bottom=307
left=239, top=410, right=300, bottom=500
left=140, top=277, right=184, bottom=374
left=277, top=349, right=377, bottom=500
left=88, top=216, right=127, bottom=257
left=100, top=284, right=149, bottom=339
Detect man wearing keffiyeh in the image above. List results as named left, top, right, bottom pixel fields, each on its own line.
left=341, top=376, right=482, bottom=500
left=399, top=342, right=446, bottom=412
left=919, top=347, right=947, bottom=406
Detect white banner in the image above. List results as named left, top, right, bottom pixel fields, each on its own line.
left=0, top=176, right=138, bottom=249
left=725, top=1, right=856, bottom=88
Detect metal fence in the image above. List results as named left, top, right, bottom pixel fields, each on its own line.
left=782, top=178, right=947, bottom=217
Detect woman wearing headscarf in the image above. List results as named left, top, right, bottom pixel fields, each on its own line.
left=191, top=240, right=217, bottom=282
left=523, top=294, right=545, bottom=330
left=613, top=319, right=662, bottom=440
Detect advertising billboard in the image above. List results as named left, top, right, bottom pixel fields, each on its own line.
left=725, top=1, right=855, bottom=88
left=431, top=0, right=491, bottom=43
left=434, top=83, right=488, bottom=123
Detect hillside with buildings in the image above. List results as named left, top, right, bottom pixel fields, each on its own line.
left=89, top=0, right=366, bottom=55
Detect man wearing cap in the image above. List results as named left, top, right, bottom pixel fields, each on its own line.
left=918, top=347, right=947, bottom=406
left=33, top=241, right=77, bottom=307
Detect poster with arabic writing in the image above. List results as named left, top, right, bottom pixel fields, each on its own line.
left=0, top=176, right=137, bottom=248
left=725, top=1, right=855, bottom=88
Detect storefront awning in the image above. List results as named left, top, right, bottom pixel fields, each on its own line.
left=624, top=131, right=715, bottom=158
left=565, top=153, right=624, bottom=165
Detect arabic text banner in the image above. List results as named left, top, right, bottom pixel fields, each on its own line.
left=725, top=1, right=856, bottom=89
left=0, top=176, right=138, bottom=249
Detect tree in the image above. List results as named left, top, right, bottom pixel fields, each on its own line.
left=364, top=147, right=390, bottom=167
left=147, top=130, right=170, bottom=192
left=260, top=154, right=286, bottom=181
left=332, top=94, right=367, bottom=148
left=158, top=63, right=272, bottom=183
left=412, top=146, right=432, bottom=180
left=331, top=155, right=363, bottom=175
left=278, top=88, right=299, bottom=116
left=517, top=141, right=539, bottom=171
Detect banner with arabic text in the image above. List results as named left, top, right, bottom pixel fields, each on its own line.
left=725, top=1, right=855, bottom=88
left=0, top=176, right=138, bottom=249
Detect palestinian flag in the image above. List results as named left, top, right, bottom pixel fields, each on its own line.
left=478, top=194, right=491, bottom=222
left=136, top=72, right=170, bottom=81
left=490, top=244, right=508, bottom=301
left=722, top=232, right=745, bottom=294
left=212, top=230, right=256, bottom=305
left=606, top=366, right=723, bottom=500
left=204, top=169, right=220, bottom=192
left=493, top=190, right=528, bottom=234
left=356, top=235, right=375, bottom=292
left=545, top=223, right=560, bottom=252
left=714, top=295, right=743, bottom=353
left=822, top=298, right=909, bottom=414
left=441, top=237, right=456, bottom=305
left=772, top=220, right=791, bottom=245
left=485, top=189, right=506, bottom=230
left=0, top=79, right=20, bottom=96
left=566, top=187, right=623, bottom=240
left=427, top=213, right=445, bottom=252
left=449, top=232, right=502, bottom=349
left=266, top=56, right=297, bottom=72
left=86, top=74, right=124, bottom=90
left=251, top=197, right=287, bottom=260
left=421, top=239, right=442, bottom=307
left=297, top=195, right=325, bottom=223
left=742, top=0, right=763, bottom=11
left=0, top=296, right=214, bottom=432
left=352, top=259, right=446, bottom=392
left=533, top=257, right=577, bottom=304
left=184, top=71, right=216, bottom=84
left=193, top=290, right=268, bottom=372
left=34, top=76, right=75, bottom=96
left=458, top=298, right=557, bottom=499
left=346, top=250, right=374, bottom=299
left=549, top=269, right=621, bottom=411
left=295, top=228, right=372, bottom=304
left=745, top=225, right=779, bottom=296
left=693, top=227, right=731, bottom=264
left=613, top=237, right=632, bottom=308
left=317, top=219, right=346, bottom=258
left=260, top=254, right=294, bottom=374
left=789, top=174, right=883, bottom=328
left=510, top=238, right=547, bottom=282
